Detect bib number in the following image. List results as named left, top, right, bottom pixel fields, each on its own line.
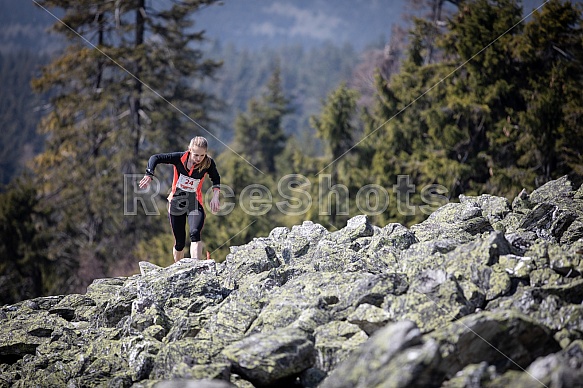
left=177, top=174, right=200, bottom=193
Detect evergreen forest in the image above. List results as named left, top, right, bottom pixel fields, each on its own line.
left=1, top=0, right=582, bottom=304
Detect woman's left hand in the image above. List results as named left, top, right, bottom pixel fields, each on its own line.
left=210, top=191, right=220, bottom=213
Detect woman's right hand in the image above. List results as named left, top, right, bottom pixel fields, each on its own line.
left=139, top=175, right=152, bottom=189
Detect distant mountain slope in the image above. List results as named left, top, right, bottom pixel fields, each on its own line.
left=4, top=0, right=406, bottom=54
left=194, top=0, right=577, bottom=51
left=195, top=0, right=407, bottom=50
left=4, top=1, right=577, bottom=54
left=0, top=0, right=63, bottom=54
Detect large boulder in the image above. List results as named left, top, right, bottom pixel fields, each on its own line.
left=222, top=327, right=316, bottom=386
left=319, top=320, right=440, bottom=388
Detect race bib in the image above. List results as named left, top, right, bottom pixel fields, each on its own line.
left=176, top=174, right=200, bottom=193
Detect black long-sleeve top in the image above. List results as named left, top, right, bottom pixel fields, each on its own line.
left=146, top=151, right=220, bottom=203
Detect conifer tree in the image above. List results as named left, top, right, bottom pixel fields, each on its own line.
left=310, top=82, right=360, bottom=226
left=202, top=64, right=292, bottom=261
left=311, top=82, right=360, bottom=165
left=429, top=0, right=524, bottom=195
left=513, top=0, right=583, bottom=186
left=0, top=51, right=47, bottom=185
left=0, top=179, right=51, bottom=304
left=31, top=0, right=221, bottom=292
left=232, top=63, right=291, bottom=174
left=363, top=0, right=583, bottom=223
left=362, top=0, right=525, bottom=224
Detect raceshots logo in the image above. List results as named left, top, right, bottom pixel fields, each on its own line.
left=123, top=174, right=449, bottom=217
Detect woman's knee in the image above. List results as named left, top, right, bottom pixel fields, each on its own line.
left=190, top=229, right=201, bottom=242
left=174, top=241, right=186, bottom=251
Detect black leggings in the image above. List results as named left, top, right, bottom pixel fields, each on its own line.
left=168, top=192, right=205, bottom=251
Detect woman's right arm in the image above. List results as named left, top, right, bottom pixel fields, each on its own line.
left=139, top=152, right=181, bottom=189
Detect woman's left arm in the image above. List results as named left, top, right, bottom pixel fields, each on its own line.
left=208, top=158, right=221, bottom=213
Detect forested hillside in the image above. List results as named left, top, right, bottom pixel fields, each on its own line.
left=1, top=0, right=582, bottom=305
left=200, top=42, right=361, bottom=149
left=0, top=51, right=48, bottom=185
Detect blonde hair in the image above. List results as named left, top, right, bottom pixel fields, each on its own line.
left=189, top=136, right=211, bottom=172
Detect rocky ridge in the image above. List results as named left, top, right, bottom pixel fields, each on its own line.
left=1, top=176, right=582, bottom=387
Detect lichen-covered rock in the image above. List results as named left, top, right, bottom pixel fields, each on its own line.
left=223, top=239, right=281, bottom=285
left=498, top=254, right=535, bottom=278
left=486, top=278, right=583, bottom=334
left=246, top=271, right=408, bottom=335
left=369, top=222, right=418, bottom=251
left=347, top=303, right=391, bottom=335
left=319, top=320, right=441, bottom=388
left=0, top=308, right=72, bottom=363
left=411, top=201, right=493, bottom=244
left=222, top=327, right=316, bottom=386
left=430, top=311, right=561, bottom=378
left=529, top=175, right=573, bottom=205
left=139, top=261, right=164, bottom=276
left=460, top=193, right=512, bottom=230
left=2, top=178, right=583, bottom=387
left=312, top=320, right=368, bottom=372
left=149, top=338, right=217, bottom=380
left=49, top=293, right=96, bottom=321
left=486, top=340, right=583, bottom=387
left=152, top=380, right=235, bottom=388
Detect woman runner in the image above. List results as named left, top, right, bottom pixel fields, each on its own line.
left=139, top=136, right=220, bottom=262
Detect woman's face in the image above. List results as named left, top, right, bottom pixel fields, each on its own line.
left=189, top=146, right=206, bottom=165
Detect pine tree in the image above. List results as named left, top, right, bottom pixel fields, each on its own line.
left=362, top=0, right=583, bottom=225
left=201, top=64, right=293, bottom=261
left=423, top=0, right=524, bottom=196
left=232, top=63, right=291, bottom=174
left=310, top=82, right=360, bottom=226
left=0, top=50, right=47, bottom=185
left=31, top=0, right=221, bottom=292
left=0, top=178, right=51, bottom=304
left=361, top=0, right=527, bottom=225
left=311, top=82, right=360, bottom=164
left=513, top=0, right=583, bottom=186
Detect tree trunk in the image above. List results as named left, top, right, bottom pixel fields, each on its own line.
left=132, top=0, right=145, bottom=159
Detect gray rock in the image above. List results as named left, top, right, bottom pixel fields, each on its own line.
left=460, top=193, right=512, bottom=227
left=430, top=310, right=561, bottom=378
left=529, top=175, right=573, bottom=204
left=153, top=380, right=235, bottom=388
left=385, top=275, right=477, bottom=333
left=512, top=188, right=533, bottom=214
left=347, top=303, right=392, bottom=335
left=488, top=340, right=583, bottom=387
left=48, top=293, right=96, bottom=321
left=313, top=320, right=368, bottom=372
left=319, top=320, right=441, bottom=388
left=366, top=222, right=418, bottom=258
left=344, top=214, right=375, bottom=240
left=222, top=327, right=315, bottom=386
left=411, top=201, right=494, bottom=244
left=139, top=261, right=164, bottom=276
